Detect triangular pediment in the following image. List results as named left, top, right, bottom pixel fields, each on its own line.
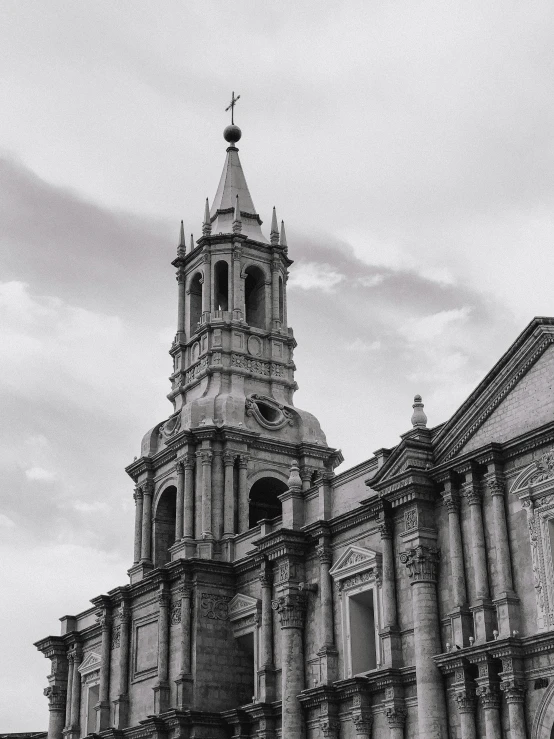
left=433, top=319, right=554, bottom=464
left=77, top=651, right=101, bottom=675
left=329, top=546, right=381, bottom=582
left=228, top=593, right=260, bottom=622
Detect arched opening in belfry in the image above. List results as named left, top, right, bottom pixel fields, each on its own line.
left=278, top=275, right=284, bottom=322
left=189, top=272, right=203, bottom=334
left=244, top=265, right=266, bottom=329
left=248, top=476, right=287, bottom=528
left=214, top=260, right=229, bottom=311
left=153, top=485, right=177, bottom=567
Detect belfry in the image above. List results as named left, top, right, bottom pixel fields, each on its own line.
left=35, top=111, right=554, bottom=739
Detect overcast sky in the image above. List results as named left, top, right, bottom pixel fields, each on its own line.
left=2, top=0, right=554, bottom=729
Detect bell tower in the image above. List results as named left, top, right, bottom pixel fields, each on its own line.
left=128, top=120, right=339, bottom=576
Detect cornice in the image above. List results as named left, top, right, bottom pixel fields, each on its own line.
left=252, top=528, right=309, bottom=560
left=125, top=456, right=153, bottom=481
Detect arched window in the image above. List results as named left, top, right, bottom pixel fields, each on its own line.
left=244, top=265, right=266, bottom=329
left=153, top=485, right=177, bottom=567
left=189, top=273, right=203, bottom=334
left=278, top=275, right=284, bottom=323
left=214, top=260, right=229, bottom=311
left=248, top=476, right=287, bottom=528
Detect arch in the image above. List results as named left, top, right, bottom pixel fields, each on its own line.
left=153, top=484, right=177, bottom=567
left=214, top=260, right=229, bottom=311
left=248, top=476, right=287, bottom=528
left=188, top=272, right=203, bottom=334
left=244, top=265, right=267, bottom=329
left=532, top=679, right=554, bottom=739
left=278, top=275, right=284, bottom=323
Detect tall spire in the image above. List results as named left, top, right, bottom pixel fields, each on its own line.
left=202, top=198, right=212, bottom=236
left=178, top=220, right=186, bottom=257
left=209, top=125, right=267, bottom=242
left=190, top=233, right=194, bottom=253
left=270, top=207, right=279, bottom=245
left=280, top=220, right=288, bottom=250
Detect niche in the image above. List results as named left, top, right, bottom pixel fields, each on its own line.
left=278, top=275, right=284, bottom=322
left=244, top=265, right=266, bottom=329
left=214, top=260, right=229, bottom=311
left=348, top=589, right=377, bottom=674
left=189, top=273, right=203, bottom=334
left=248, top=476, right=287, bottom=528
left=153, top=485, right=177, bottom=567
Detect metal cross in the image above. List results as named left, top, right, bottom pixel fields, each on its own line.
left=225, top=91, right=240, bottom=125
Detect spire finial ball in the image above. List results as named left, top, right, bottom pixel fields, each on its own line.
left=224, top=124, right=242, bottom=144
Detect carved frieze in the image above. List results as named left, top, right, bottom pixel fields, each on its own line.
left=200, top=593, right=230, bottom=620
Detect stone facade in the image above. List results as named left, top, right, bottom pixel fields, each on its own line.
left=36, top=126, right=554, bottom=738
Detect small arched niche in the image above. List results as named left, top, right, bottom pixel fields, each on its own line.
left=189, top=272, right=203, bottom=334
left=214, top=260, right=229, bottom=311
left=244, top=265, right=266, bottom=329
left=248, top=476, right=287, bottom=528
left=153, top=485, right=177, bottom=567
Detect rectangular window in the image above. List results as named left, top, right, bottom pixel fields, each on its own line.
left=348, top=589, right=377, bottom=674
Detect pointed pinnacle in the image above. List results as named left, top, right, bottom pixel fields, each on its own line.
left=280, top=220, right=288, bottom=249
left=270, top=206, right=279, bottom=245
left=179, top=220, right=185, bottom=246
left=190, top=234, right=194, bottom=252
left=202, top=198, right=212, bottom=236
left=232, top=194, right=242, bottom=234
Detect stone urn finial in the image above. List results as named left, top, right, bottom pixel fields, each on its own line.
left=411, top=394, right=427, bottom=429
left=287, top=460, right=302, bottom=491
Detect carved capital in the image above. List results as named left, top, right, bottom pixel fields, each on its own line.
left=320, top=718, right=340, bottom=738
left=442, top=489, right=461, bottom=514
left=223, top=450, right=236, bottom=466
left=197, top=450, right=213, bottom=466
left=119, top=601, right=131, bottom=624
left=399, top=546, right=440, bottom=583
left=271, top=593, right=306, bottom=629
left=158, top=590, right=171, bottom=607
left=44, top=685, right=66, bottom=711
left=176, top=268, right=186, bottom=284
left=238, top=454, right=250, bottom=469
left=500, top=679, right=526, bottom=704
left=378, top=518, right=394, bottom=540
left=142, top=479, right=154, bottom=496
left=317, top=545, right=333, bottom=565
left=133, top=486, right=143, bottom=503
left=455, top=688, right=476, bottom=714
left=476, top=685, right=502, bottom=710
left=385, top=705, right=407, bottom=728
left=485, top=472, right=506, bottom=497
left=182, top=453, right=195, bottom=470
left=351, top=712, right=372, bottom=734
left=96, top=611, right=111, bottom=630
left=462, top=479, right=481, bottom=505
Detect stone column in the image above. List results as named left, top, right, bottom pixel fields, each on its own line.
left=140, top=481, right=153, bottom=563
left=201, top=251, right=211, bottom=321
left=232, top=244, right=243, bottom=319
left=45, top=685, right=67, bottom=739
left=501, top=680, right=527, bottom=739
left=456, top=691, right=477, bottom=739
left=176, top=582, right=194, bottom=708
left=399, top=545, right=447, bottom=739
left=442, top=480, right=472, bottom=646
left=176, top=266, right=186, bottom=334
left=273, top=593, right=306, bottom=739
left=113, top=601, right=131, bottom=728
left=379, top=518, right=402, bottom=667
left=133, top=486, right=143, bottom=564
left=477, top=686, right=502, bottom=738
left=63, top=653, right=73, bottom=732
left=385, top=705, right=407, bottom=739
left=463, top=475, right=493, bottom=642
left=271, top=261, right=281, bottom=329
left=68, top=647, right=82, bottom=735
left=175, top=461, right=184, bottom=541
left=486, top=467, right=520, bottom=636
left=299, top=467, right=312, bottom=492
left=183, top=454, right=195, bottom=539
left=153, top=588, right=170, bottom=713
left=238, top=454, right=249, bottom=533
left=212, top=448, right=224, bottom=539
left=96, top=611, right=111, bottom=732
left=198, top=450, right=213, bottom=538
left=223, top=451, right=236, bottom=535
left=317, top=541, right=338, bottom=684
left=258, top=562, right=275, bottom=702
left=42, top=643, right=69, bottom=739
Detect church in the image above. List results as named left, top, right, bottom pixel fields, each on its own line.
left=35, top=117, right=554, bottom=739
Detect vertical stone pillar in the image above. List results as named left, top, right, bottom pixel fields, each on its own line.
left=456, top=691, right=477, bottom=739
left=299, top=467, right=312, bottom=492
left=442, top=480, right=472, bottom=646
left=385, top=705, right=407, bottom=739
left=212, top=448, right=224, bottom=539
left=68, top=647, right=82, bottom=736
left=223, top=451, right=236, bottom=535
left=140, top=481, right=153, bottom=563
left=273, top=593, right=306, bottom=739
left=379, top=517, right=402, bottom=667
left=232, top=244, right=243, bottom=319
left=486, top=466, right=520, bottom=636
left=63, top=653, right=73, bottom=733
left=271, top=261, right=281, bottom=329
left=45, top=685, right=67, bottom=739
left=113, top=601, right=131, bottom=729
left=96, top=610, right=111, bottom=732
left=351, top=688, right=373, bottom=739
left=477, top=686, right=502, bottom=738
left=399, top=545, right=447, bottom=739
left=201, top=251, right=211, bottom=321
left=40, top=642, right=69, bottom=739
left=153, top=588, right=170, bottom=713
left=238, top=454, right=249, bottom=533
left=317, top=541, right=338, bottom=684
left=258, top=561, right=275, bottom=702
left=176, top=266, right=186, bottom=334
left=176, top=582, right=194, bottom=708
left=183, top=454, right=195, bottom=539
left=133, top=486, right=143, bottom=564
left=463, top=473, right=493, bottom=642
left=175, top=461, right=184, bottom=541
left=198, top=450, right=213, bottom=538
left=501, top=680, right=527, bottom=739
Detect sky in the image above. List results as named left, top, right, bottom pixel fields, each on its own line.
left=2, top=0, right=554, bottom=729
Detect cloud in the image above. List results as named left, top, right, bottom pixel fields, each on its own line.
left=25, top=467, right=56, bottom=482
left=346, top=338, right=381, bottom=353
left=288, top=262, right=345, bottom=291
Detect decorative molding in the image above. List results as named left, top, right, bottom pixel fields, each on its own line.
left=399, top=546, right=440, bottom=584
left=77, top=651, right=102, bottom=676
left=329, top=545, right=382, bottom=585
left=200, top=592, right=230, bottom=620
